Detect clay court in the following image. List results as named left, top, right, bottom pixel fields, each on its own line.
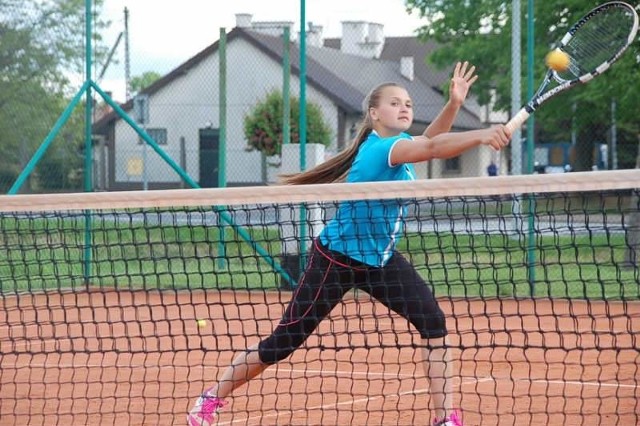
left=0, top=288, right=637, bottom=425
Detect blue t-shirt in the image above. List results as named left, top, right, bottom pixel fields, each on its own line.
left=319, top=131, right=416, bottom=267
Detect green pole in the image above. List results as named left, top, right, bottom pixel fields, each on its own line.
left=282, top=26, right=291, bottom=146
left=299, top=2, right=307, bottom=170
left=84, top=1, right=93, bottom=193
left=526, top=1, right=535, bottom=175
left=526, top=0, right=536, bottom=295
left=219, top=28, right=227, bottom=187
left=298, top=0, right=308, bottom=271
left=83, top=0, right=93, bottom=285
left=217, top=28, right=227, bottom=269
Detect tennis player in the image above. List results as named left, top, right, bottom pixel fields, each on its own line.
left=188, top=61, right=511, bottom=426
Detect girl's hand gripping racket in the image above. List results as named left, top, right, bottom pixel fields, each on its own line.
left=506, top=1, right=639, bottom=134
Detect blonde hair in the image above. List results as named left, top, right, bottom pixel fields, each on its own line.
left=280, top=82, right=404, bottom=185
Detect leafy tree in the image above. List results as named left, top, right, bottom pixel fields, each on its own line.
left=244, top=90, right=332, bottom=157
left=0, top=0, right=108, bottom=192
left=405, top=0, right=640, bottom=171
left=406, top=0, right=640, bottom=267
left=0, top=82, right=85, bottom=192
left=130, top=71, right=162, bottom=95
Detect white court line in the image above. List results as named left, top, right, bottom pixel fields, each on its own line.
left=11, top=363, right=638, bottom=392
left=268, top=367, right=417, bottom=380
left=3, top=361, right=638, bottom=393
left=218, top=375, right=487, bottom=425
left=2, top=357, right=637, bottom=425
left=3, top=338, right=70, bottom=349
left=2, top=326, right=623, bottom=351
left=217, top=366, right=636, bottom=426
left=483, top=375, right=638, bottom=389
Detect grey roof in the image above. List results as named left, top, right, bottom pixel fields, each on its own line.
left=238, top=29, right=364, bottom=114
left=326, top=36, right=485, bottom=124
left=380, top=37, right=452, bottom=88
left=325, top=36, right=450, bottom=89
left=94, top=28, right=482, bottom=131
left=246, top=29, right=482, bottom=129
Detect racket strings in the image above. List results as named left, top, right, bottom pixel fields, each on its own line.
left=564, top=7, right=637, bottom=77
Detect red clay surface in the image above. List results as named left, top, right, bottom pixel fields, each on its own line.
left=0, top=289, right=638, bottom=425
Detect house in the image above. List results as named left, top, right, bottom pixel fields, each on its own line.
left=92, top=14, right=507, bottom=190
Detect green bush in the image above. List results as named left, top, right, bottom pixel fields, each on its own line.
left=244, top=90, right=331, bottom=156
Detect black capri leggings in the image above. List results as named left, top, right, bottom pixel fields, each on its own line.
left=258, top=240, right=447, bottom=365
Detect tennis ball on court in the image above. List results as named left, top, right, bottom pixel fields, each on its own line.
left=196, top=319, right=207, bottom=328
left=545, top=49, right=570, bottom=72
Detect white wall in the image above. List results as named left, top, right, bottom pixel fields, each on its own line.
left=114, top=35, right=340, bottom=186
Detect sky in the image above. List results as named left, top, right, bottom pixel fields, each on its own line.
left=98, top=0, right=426, bottom=101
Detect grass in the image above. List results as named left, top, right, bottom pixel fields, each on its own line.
left=0, top=216, right=282, bottom=292
left=0, top=213, right=638, bottom=300
left=403, top=232, right=639, bottom=300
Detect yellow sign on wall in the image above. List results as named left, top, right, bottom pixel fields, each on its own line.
left=127, top=158, right=143, bottom=176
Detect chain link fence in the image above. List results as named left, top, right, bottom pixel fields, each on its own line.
left=1, top=1, right=637, bottom=194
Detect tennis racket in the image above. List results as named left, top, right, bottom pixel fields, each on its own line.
left=505, top=1, right=639, bottom=133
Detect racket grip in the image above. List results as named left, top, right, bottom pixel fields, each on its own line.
left=505, top=109, right=530, bottom=134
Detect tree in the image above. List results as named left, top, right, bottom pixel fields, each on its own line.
left=130, top=71, right=162, bottom=95
left=406, top=0, right=640, bottom=268
left=244, top=90, right=332, bottom=157
left=405, top=0, right=640, bottom=171
left=0, top=81, right=85, bottom=192
left=0, top=0, right=108, bottom=192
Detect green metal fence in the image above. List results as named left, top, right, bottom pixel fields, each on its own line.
left=3, top=1, right=638, bottom=195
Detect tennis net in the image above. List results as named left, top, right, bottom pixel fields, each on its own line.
left=0, top=170, right=639, bottom=425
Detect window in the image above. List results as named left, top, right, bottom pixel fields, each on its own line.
left=138, top=128, right=167, bottom=145
left=444, top=156, right=460, bottom=172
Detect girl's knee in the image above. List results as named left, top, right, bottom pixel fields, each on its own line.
left=416, top=309, right=447, bottom=339
left=257, top=336, right=301, bottom=364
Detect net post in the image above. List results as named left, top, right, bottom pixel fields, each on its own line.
left=84, top=0, right=95, bottom=286
left=299, top=1, right=308, bottom=274
left=217, top=27, right=228, bottom=270
left=526, top=0, right=537, bottom=295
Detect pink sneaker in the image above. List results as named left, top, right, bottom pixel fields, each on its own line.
left=187, top=394, right=227, bottom=426
left=433, top=409, right=463, bottom=426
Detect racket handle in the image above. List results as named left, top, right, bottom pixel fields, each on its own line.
left=505, top=108, right=531, bottom=134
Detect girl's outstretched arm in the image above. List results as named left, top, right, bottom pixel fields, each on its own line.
left=423, top=61, right=478, bottom=138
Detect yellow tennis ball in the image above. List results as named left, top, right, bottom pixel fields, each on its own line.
left=545, top=49, right=570, bottom=72
left=196, top=319, right=207, bottom=328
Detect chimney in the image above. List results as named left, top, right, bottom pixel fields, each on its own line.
left=306, top=22, right=323, bottom=48
left=400, top=57, right=414, bottom=81
left=235, top=13, right=252, bottom=28
left=340, top=21, right=384, bottom=58
left=253, top=20, right=294, bottom=38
